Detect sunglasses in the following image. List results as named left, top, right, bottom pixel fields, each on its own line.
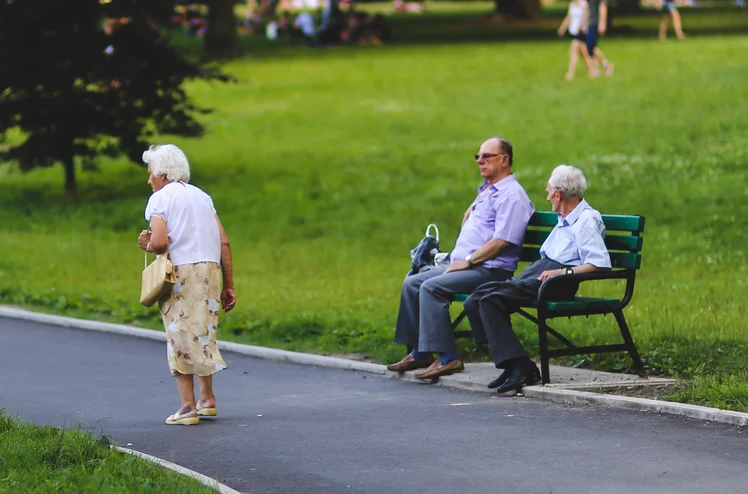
left=474, top=153, right=506, bottom=161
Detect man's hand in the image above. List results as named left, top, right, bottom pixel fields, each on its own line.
left=138, top=230, right=151, bottom=251
left=445, top=260, right=470, bottom=273
left=557, top=27, right=565, bottom=38
left=598, top=23, right=606, bottom=35
left=537, top=269, right=565, bottom=283
left=221, top=287, right=236, bottom=312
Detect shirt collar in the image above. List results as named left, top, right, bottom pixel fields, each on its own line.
left=558, top=198, right=590, bottom=226
left=478, top=174, right=516, bottom=192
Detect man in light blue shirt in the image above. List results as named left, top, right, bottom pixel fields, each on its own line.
left=464, top=165, right=611, bottom=393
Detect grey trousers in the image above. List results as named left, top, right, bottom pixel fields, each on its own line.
left=394, top=265, right=512, bottom=354
left=464, top=258, right=578, bottom=368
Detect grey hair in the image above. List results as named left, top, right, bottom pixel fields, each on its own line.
left=142, top=144, right=190, bottom=182
left=548, top=165, right=587, bottom=198
left=488, top=136, right=513, bottom=165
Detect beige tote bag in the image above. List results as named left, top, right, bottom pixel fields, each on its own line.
left=140, top=252, right=177, bottom=307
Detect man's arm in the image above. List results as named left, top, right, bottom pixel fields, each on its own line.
left=537, top=262, right=610, bottom=283
left=215, top=214, right=236, bottom=312
left=445, top=238, right=511, bottom=273
left=461, top=204, right=473, bottom=227
left=469, top=238, right=511, bottom=265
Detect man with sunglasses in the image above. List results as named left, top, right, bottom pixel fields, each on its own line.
left=387, top=137, right=535, bottom=380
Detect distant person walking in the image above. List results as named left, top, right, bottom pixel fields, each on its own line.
left=586, top=0, right=614, bottom=77
left=137, top=144, right=236, bottom=426
left=657, top=0, right=686, bottom=40
left=557, top=0, right=593, bottom=80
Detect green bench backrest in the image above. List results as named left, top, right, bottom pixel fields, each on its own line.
left=520, top=212, right=645, bottom=270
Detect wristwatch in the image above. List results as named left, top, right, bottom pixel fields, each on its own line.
left=565, top=267, right=574, bottom=275
left=465, top=254, right=474, bottom=267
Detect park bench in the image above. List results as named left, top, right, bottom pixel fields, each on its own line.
left=451, top=211, right=646, bottom=384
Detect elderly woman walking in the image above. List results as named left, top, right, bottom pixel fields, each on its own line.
left=137, top=144, right=236, bottom=426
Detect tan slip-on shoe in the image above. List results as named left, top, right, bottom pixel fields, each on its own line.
left=414, top=358, right=465, bottom=380
left=386, top=353, right=435, bottom=373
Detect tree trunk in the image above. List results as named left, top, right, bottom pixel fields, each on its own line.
left=63, top=153, right=78, bottom=204
left=204, top=0, right=238, bottom=56
left=494, top=0, right=542, bottom=19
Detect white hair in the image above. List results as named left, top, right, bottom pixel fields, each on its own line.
left=142, top=144, right=190, bottom=182
left=548, top=164, right=587, bottom=198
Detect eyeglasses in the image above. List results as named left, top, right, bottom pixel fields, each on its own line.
left=474, top=153, right=507, bottom=161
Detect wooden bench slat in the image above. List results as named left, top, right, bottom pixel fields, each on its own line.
left=527, top=212, right=645, bottom=233
left=610, top=252, right=641, bottom=269
left=522, top=230, right=551, bottom=245
left=544, top=297, right=620, bottom=312
left=605, top=234, right=643, bottom=252
left=600, top=214, right=646, bottom=233
left=524, top=231, right=642, bottom=252
left=528, top=212, right=558, bottom=227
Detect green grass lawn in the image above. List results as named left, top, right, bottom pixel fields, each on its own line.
left=0, top=411, right=217, bottom=493
left=1, top=9, right=747, bottom=409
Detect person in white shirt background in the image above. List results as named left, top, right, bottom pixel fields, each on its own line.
left=557, top=0, right=594, bottom=80
left=137, top=144, right=237, bottom=426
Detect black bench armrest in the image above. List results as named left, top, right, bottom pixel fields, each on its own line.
left=538, top=268, right=636, bottom=309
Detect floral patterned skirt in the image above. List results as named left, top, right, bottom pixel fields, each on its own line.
left=159, top=261, right=227, bottom=377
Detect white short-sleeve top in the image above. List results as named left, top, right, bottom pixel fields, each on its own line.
left=144, top=182, right=221, bottom=266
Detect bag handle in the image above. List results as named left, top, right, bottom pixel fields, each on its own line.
left=425, top=223, right=439, bottom=242
left=144, top=251, right=169, bottom=268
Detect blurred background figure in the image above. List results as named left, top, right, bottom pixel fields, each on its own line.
left=391, top=0, right=428, bottom=13
left=657, top=0, right=686, bottom=39
left=557, top=0, right=593, bottom=80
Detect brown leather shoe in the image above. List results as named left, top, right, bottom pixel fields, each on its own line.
left=386, top=353, right=435, bottom=372
left=414, top=358, right=465, bottom=380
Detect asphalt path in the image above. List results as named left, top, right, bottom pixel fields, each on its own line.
left=2, top=318, right=748, bottom=494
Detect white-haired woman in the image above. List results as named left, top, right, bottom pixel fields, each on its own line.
left=137, top=144, right=236, bottom=426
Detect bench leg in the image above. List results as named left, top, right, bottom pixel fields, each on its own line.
left=613, top=309, right=646, bottom=378
left=451, top=310, right=467, bottom=330
left=538, top=317, right=551, bottom=384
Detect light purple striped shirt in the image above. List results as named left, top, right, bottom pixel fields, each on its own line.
left=451, top=175, right=535, bottom=272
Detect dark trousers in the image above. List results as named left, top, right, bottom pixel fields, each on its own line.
left=394, top=266, right=512, bottom=354
left=464, top=258, right=577, bottom=368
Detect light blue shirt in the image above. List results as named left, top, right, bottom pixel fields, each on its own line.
left=540, top=199, right=612, bottom=268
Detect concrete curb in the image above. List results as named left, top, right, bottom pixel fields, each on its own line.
left=4, top=306, right=748, bottom=428
left=116, top=447, right=241, bottom=494
left=521, top=387, right=748, bottom=427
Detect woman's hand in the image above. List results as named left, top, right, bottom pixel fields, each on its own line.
left=221, top=287, right=236, bottom=312
left=138, top=230, right=151, bottom=251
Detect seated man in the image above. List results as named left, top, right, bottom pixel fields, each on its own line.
left=464, top=165, right=611, bottom=394
left=387, top=137, right=535, bottom=380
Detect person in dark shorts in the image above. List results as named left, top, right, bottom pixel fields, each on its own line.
left=658, top=0, right=686, bottom=40
left=586, top=0, right=614, bottom=77
left=557, top=0, right=594, bottom=80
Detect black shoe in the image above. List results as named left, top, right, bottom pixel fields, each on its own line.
left=496, top=366, right=542, bottom=394
left=487, top=369, right=511, bottom=389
